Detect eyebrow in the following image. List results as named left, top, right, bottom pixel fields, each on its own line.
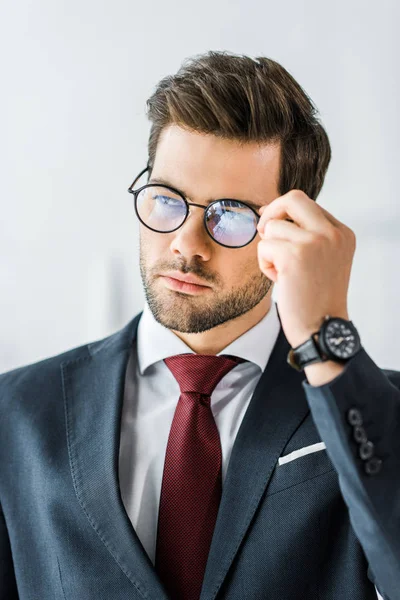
left=148, top=177, right=263, bottom=212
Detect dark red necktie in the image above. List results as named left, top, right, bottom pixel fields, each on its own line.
left=155, top=353, right=246, bottom=600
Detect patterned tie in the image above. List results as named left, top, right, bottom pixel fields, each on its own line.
left=155, top=353, right=246, bottom=600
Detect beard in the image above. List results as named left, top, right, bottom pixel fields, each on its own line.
left=139, top=242, right=273, bottom=334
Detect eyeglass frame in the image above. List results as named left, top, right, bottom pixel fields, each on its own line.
left=127, top=166, right=262, bottom=249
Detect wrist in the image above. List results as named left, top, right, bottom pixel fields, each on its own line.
left=304, top=360, right=346, bottom=386
left=288, top=311, right=350, bottom=349
left=287, top=314, right=361, bottom=373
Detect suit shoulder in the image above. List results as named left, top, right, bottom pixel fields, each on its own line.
left=382, top=367, right=400, bottom=390
left=0, top=342, right=90, bottom=398
left=0, top=315, right=140, bottom=399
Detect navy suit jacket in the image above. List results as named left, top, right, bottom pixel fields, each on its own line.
left=1, top=312, right=400, bottom=599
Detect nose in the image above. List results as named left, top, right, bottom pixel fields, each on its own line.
left=168, top=206, right=213, bottom=260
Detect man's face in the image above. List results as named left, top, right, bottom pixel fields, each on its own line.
left=139, top=124, right=281, bottom=334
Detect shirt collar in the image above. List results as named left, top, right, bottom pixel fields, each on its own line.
left=137, top=299, right=281, bottom=375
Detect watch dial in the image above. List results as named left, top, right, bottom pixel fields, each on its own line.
left=324, top=320, right=359, bottom=359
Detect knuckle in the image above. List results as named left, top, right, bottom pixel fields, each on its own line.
left=315, top=226, right=338, bottom=245
left=290, top=189, right=308, bottom=201
left=309, top=231, right=325, bottom=246
left=347, top=227, right=357, bottom=248
left=261, top=219, right=277, bottom=237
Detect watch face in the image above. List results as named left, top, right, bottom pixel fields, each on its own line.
left=322, top=318, right=361, bottom=359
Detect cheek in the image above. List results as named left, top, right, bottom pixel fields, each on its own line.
left=220, top=251, right=259, bottom=284
left=140, top=228, right=168, bottom=257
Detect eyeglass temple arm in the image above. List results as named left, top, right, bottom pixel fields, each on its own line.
left=128, top=165, right=151, bottom=192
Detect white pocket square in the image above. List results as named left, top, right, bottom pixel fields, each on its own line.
left=278, top=442, right=326, bottom=465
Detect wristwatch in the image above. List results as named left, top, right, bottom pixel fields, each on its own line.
left=287, top=316, right=362, bottom=372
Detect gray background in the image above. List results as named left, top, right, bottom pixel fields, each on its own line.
left=1, top=0, right=399, bottom=381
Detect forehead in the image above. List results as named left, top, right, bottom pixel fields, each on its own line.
left=151, top=124, right=281, bottom=204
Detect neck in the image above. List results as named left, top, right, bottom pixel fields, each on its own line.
left=170, top=295, right=272, bottom=355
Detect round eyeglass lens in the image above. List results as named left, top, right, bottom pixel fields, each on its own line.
left=206, top=200, right=258, bottom=247
left=136, top=186, right=187, bottom=232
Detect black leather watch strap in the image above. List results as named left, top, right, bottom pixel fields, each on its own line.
left=287, top=333, right=328, bottom=372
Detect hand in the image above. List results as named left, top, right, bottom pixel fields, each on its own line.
left=256, top=190, right=356, bottom=349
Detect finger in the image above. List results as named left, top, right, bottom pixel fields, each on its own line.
left=257, top=218, right=310, bottom=243
left=258, top=205, right=294, bottom=223
left=258, top=191, right=340, bottom=233
left=259, top=192, right=325, bottom=231
left=257, top=237, right=294, bottom=276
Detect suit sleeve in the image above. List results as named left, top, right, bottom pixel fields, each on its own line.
left=0, top=502, right=19, bottom=599
left=302, top=347, right=400, bottom=600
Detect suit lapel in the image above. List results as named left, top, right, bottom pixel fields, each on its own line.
left=61, top=312, right=170, bottom=600
left=200, top=323, right=309, bottom=600
left=61, top=309, right=308, bottom=600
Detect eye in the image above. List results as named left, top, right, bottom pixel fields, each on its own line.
left=154, top=195, right=183, bottom=207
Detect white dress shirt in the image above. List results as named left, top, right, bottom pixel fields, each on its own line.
left=118, top=299, right=281, bottom=565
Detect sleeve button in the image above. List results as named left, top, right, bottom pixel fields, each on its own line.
left=364, top=457, right=382, bottom=475
left=359, top=441, right=375, bottom=460
left=347, top=408, right=363, bottom=426
left=353, top=426, right=368, bottom=444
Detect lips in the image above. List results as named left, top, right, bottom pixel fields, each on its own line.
left=161, top=272, right=211, bottom=287
left=160, top=274, right=212, bottom=295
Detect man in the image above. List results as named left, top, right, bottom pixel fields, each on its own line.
left=0, top=50, right=399, bottom=600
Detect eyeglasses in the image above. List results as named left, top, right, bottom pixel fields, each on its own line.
left=127, top=166, right=261, bottom=249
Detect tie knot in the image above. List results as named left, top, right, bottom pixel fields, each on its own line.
left=164, top=353, right=246, bottom=396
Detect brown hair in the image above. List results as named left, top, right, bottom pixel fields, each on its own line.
left=146, top=50, right=331, bottom=200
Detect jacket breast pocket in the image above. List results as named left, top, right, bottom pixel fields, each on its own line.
left=265, top=443, right=336, bottom=497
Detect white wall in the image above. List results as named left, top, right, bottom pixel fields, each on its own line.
left=1, top=0, right=399, bottom=374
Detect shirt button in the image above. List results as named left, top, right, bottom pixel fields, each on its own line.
left=347, top=408, right=363, bottom=426
left=353, top=426, right=368, bottom=444
left=364, top=457, right=382, bottom=476
left=359, top=441, right=375, bottom=460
